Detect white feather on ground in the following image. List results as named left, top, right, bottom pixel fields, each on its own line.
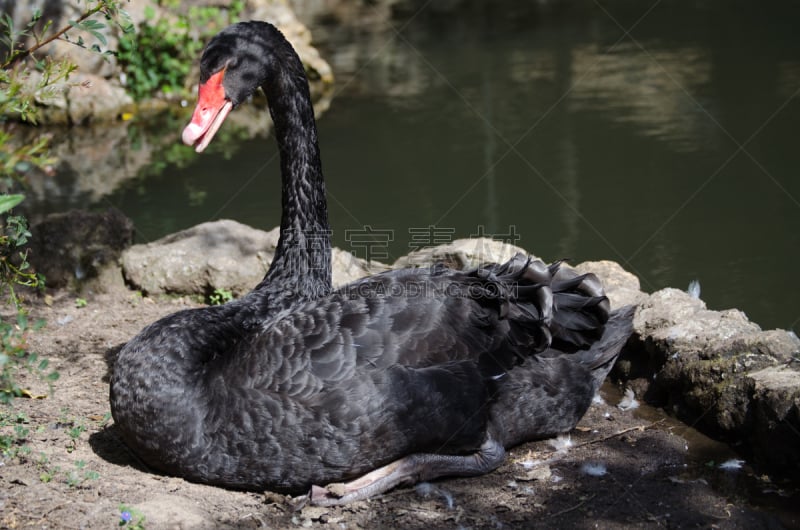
left=581, top=462, right=608, bottom=477
left=548, top=434, right=573, bottom=452
left=719, top=459, right=745, bottom=471
left=617, top=388, right=640, bottom=411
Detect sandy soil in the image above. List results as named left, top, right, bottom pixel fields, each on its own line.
left=0, top=277, right=796, bottom=529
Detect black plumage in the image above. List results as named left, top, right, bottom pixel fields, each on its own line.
left=110, top=21, right=633, bottom=504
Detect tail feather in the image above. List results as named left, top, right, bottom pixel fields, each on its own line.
left=491, top=305, right=636, bottom=447
left=549, top=263, right=610, bottom=352
left=571, top=305, right=635, bottom=391
left=466, top=253, right=614, bottom=372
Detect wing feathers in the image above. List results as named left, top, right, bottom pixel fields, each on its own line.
left=242, top=253, right=609, bottom=393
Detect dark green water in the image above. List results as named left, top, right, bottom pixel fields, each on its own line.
left=102, top=1, right=800, bottom=331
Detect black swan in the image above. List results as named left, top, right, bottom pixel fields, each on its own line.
left=110, top=21, right=633, bottom=505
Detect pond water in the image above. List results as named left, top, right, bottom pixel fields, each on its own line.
left=66, top=1, right=800, bottom=331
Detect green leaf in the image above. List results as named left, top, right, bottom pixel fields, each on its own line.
left=0, top=194, right=24, bottom=214
left=1, top=13, right=15, bottom=32
left=90, top=30, right=107, bottom=46
left=80, top=20, right=105, bottom=30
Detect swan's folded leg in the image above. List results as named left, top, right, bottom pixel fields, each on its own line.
left=308, top=437, right=505, bottom=506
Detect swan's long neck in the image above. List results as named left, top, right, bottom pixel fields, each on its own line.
left=254, top=50, right=332, bottom=310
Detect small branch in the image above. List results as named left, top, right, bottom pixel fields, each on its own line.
left=3, top=6, right=102, bottom=69
left=546, top=494, right=596, bottom=518
left=571, top=420, right=666, bottom=450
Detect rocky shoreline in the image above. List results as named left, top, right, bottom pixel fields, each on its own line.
left=36, top=213, right=799, bottom=484
left=0, top=212, right=792, bottom=528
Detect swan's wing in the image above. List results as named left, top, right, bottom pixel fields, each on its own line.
left=335, top=256, right=611, bottom=361
left=237, top=255, right=607, bottom=396
left=235, top=288, right=496, bottom=399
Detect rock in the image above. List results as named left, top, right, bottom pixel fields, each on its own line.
left=575, top=260, right=647, bottom=309
left=122, top=220, right=274, bottom=296
left=748, top=366, right=800, bottom=477
left=392, top=237, right=531, bottom=270
left=3, top=0, right=333, bottom=123
left=627, top=288, right=794, bottom=375
left=33, top=71, right=134, bottom=124
left=247, top=0, right=334, bottom=88
left=332, top=246, right=390, bottom=288
left=2, top=0, right=130, bottom=124
left=299, top=505, right=331, bottom=522
left=613, top=286, right=800, bottom=480
left=121, top=220, right=385, bottom=296
left=633, top=288, right=763, bottom=355
left=29, top=208, right=134, bottom=288
left=514, top=464, right=551, bottom=482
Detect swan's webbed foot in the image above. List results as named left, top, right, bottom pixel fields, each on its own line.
left=308, top=437, right=506, bottom=506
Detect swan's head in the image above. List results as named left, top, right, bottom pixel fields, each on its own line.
left=182, top=21, right=284, bottom=152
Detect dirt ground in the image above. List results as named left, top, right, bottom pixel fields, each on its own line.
left=1, top=275, right=798, bottom=529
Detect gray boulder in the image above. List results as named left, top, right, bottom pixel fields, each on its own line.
left=614, top=286, right=800, bottom=479
left=32, top=71, right=134, bottom=124
left=120, top=219, right=386, bottom=297
left=393, top=237, right=531, bottom=270
left=575, top=260, right=647, bottom=310
left=29, top=208, right=134, bottom=289
left=121, top=220, right=274, bottom=297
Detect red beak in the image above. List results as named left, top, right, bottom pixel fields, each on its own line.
left=182, top=69, right=233, bottom=153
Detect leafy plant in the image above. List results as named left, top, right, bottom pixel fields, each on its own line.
left=34, top=457, right=99, bottom=487
left=0, top=197, right=54, bottom=406
left=0, top=196, right=45, bottom=309
left=0, top=311, right=57, bottom=404
left=0, top=409, right=30, bottom=458
left=66, top=422, right=86, bottom=453
left=0, top=194, right=50, bottom=405
left=116, top=2, right=243, bottom=101
left=0, top=3, right=128, bottom=406
left=0, top=2, right=129, bottom=132
left=0, top=2, right=127, bottom=70
left=0, top=194, right=22, bottom=212
left=209, top=288, right=233, bottom=306
left=115, top=11, right=199, bottom=101
left=66, top=459, right=99, bottom=487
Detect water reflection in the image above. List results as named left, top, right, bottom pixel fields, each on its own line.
left=568, top=43, right=718, bottom=152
